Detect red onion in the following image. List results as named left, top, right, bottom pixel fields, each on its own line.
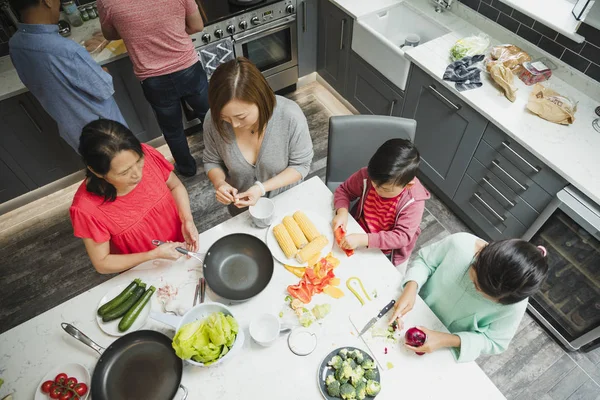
left=405, top=327, right=427, bottom=356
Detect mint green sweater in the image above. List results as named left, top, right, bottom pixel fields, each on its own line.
left=402, top=232, right=528, bottom=363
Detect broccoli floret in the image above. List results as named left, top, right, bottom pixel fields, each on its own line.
left=325, top=374, right=337, bottom=385
left=335, top=367, right=349, bottom=384
left=343, top=358, right=357, bottom=370
left=327, top=380, right=341, bottom=397
left=355, top=381, right=367, bottom=400
left=338, top=348, right=349, bottom=360
left=365, top=380, right=381, bottom=396
left=361, top=358, right=376, bottom=370
left=354, top=351, right=365, bottom=364
left=328, top=355, right=343, bottom=370
left=340, top=383, right=357, bottom=399
left=364, top=369, right=377, bottom=380
left=350, top=366, right=364, bottom=386
left=341, top=363, right=354, bottom=380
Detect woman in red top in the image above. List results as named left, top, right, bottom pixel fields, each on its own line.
left=70, top=119, right=198, bottom=274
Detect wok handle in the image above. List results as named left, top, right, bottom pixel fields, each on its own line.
left=178, top=384, right=189, bottom=400
left=61, top=323, right=104, bottom=355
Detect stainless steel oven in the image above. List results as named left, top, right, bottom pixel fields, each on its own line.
left=233, top=14, right=298, bottom=92
left=523, top=186, right=600, bottom=351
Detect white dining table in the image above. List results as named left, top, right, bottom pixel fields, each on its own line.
left=0, top=177, right=505, bottom=400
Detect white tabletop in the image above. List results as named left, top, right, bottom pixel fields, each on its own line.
left=0, top=177, right=504, bottom=400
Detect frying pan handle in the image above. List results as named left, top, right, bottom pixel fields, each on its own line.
left=61, top=323, right=105, bottom=355
left=178, top=384, right=188, bottom=400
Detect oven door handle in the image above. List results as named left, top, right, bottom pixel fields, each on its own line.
left=233, top=15, right=296, bottom=43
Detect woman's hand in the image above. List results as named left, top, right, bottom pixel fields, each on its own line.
left=389, top=281, right=418, bottom=323
left=181, top=219, right=199, bottom=253
left=339, top=233, right=368, bottom=250
left=215, top=181, right=238, bottom=205
left=152, top=241, right=186, bottom=260
left=404, top=327, right=460, bottom=354
left=235, top=184, right=262, bottom=208
left=332, top=208, right=348, bottom=231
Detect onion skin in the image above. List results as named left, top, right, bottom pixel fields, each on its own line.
left=405, top=327, right=427, bottom=356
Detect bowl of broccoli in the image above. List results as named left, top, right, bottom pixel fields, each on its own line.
left=318, top=347, right=381, bottom=399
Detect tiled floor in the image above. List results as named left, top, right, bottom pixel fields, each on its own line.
left=0, top=81, right=598, bottom=399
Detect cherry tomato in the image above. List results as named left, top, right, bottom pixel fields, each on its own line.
left=74, top=382, right=88, bottom=396
left=54, top=373, right=68, bottom=385
left=41, top=380, right=54, bottom=393
left=59, top=392, right=73, bottom=400
left=66, top=377, right=78, bottom=388
left=49, top=386, right=63, bottom=399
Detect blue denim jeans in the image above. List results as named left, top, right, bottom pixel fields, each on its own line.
left=141, top=62, right=208, bottom=176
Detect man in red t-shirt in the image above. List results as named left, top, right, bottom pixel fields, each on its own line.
left=97, top=0, right=208, bottom=177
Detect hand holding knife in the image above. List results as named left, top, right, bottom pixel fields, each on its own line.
left=358, top=299, right=396, bottom=336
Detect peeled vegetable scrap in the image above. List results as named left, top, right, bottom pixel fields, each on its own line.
left=526, top=83, right=577, bottom=125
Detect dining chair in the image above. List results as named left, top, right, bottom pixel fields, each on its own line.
left=325, top=115, right=417, bottom=192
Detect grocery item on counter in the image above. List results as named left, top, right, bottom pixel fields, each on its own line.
left=283, top=216, right=309, bottom=249
left=83, top=31, right=109, bottom=54
left=489, top=63, right=518, bottom=102
left=274, top=223, right=298, bottom=258
left=443, top=54, right=485, bottom=92
left=293, top=211, right=320, bottom=242
left=526, top=83, right=577, bottom=125
left=61, top=0, right=83, bottom=27
left=449, top=34, right=490, bottom=61
left=296, top=235, right=329, bottom=263
left=485, top=44, right=531, bottom=73
left=517, top=59, right=555, bottom=85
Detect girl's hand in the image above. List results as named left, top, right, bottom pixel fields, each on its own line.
left=389, top=281, right=418, bottom=323
left=215, top=182, right=238, bottom=205
left=181, top=219, right=199, bottom=253
left=332, top=209, right=348, bottom=231
left=339, top=233, right=368, bottom=250
left=235, top=184, right=262, bottom=208
left=404, top=327, right=458, bottom=354
left=152, top=241, right=185, bottom=260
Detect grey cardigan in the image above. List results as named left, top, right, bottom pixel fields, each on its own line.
left=202, top=95, right=314, bottom=197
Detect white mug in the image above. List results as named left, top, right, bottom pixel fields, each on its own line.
left=249, top=198, right=275, bottom=228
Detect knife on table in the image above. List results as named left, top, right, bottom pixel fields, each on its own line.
left=358, top=299, right=396, bottom=337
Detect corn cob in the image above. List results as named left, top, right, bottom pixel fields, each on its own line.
left=296, top=235, right=328, bottom=263
left=273, top=224, right=298, bottom=258
left=283, top=216, right=308, bottom=249
left=293, top=211, right=320, bottom=242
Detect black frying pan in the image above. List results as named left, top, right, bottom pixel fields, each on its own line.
left=203, top=233, right=274, bottom=302
left=61, top=323, right=187, bottom=400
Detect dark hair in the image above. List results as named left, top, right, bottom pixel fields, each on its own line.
left=79, top=119, right=143, bottom=202
left=473, top=239, right=548, bottom=305
left=9, top=0, right=41, bottom=13
left=208, top=57, right=276, bottom=141
left=367, top=139, right=420, bottom=187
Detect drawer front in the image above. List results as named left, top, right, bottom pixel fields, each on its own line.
left=482, top=124, right=566, bottom=194
left=466, top=158, right=540, bottom=226
left=454, top=174, right=527, bottom=240
left=474, top=140, right=553, bottom=213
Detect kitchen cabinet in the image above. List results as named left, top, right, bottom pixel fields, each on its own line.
left=297, top=0, right=318, bottom=77
left=346, top=51, right=404, bottom=117
left=0, top=151, right=29, bottom=204
left=402, top=65, right=488, bottom=199
left=317, top=0, right=353, bottom=96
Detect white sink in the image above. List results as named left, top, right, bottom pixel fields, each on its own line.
left=352, top=2, right=449, bottom=91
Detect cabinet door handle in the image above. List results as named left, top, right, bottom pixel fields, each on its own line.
left=491, top=160, right=527, bottom=191
left=339, top=18, right=345, bottom=50
left=19, top=101, right=42, bottom=133
left=389, top=99, right=396, bottom=116
left=302, top=1, right=307, bottom=32
left=482, top=177, right=516, bottom=207
left=501, top=141, right=540, bottom=173
left=427, top=84, right=461, bottom=111
left=473, top=193, right=506, bottom=222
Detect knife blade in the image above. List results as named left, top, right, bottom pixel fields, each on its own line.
left=358, top=299, right=396, bottom=336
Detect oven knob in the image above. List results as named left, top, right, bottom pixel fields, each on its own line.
left=251, top=16, right=260, bottom=25
left=214, top=29, right=224, bottom=39
left=239, top=20, right=248, bottom=30
left=227, top=24, right=235, bottom=34
left=201, top=33, right=211, bottom=44
left=286, top=4, right=295, bottom=13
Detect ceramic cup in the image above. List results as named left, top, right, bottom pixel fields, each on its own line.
left=249, top=313, right=281, bottom=347
left=404, top=33, right=421, bottom=48
left=249, top=198, right=275, bottom=228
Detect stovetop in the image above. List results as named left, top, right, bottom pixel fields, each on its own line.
left=202, top=0, right=283, bottom=25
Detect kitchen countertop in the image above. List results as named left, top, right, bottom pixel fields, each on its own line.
left=0, top=177, right=505, bottom=400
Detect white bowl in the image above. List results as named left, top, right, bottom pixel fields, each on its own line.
left=249, top=313, right=280, bottom=347
left=249, top=197, right=276, bottom=228
left=34, top=363, right=90, bottom=400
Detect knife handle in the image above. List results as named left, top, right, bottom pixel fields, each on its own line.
left=377, top=300, right=396, bottom=318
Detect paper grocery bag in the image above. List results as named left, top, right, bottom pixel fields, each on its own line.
left=526, top=83, right=577, bottom=125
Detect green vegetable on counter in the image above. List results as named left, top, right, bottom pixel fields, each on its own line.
left=327, top=380, right=341, bottom=397
left=326, top=349, right=381, bottom=399
left=340, top=383, right=356, bottom=399
left=102, top=283, right=146, bottom=322
left=97, top=279, right=141, bottom=317
left=118, top=285, right=155, bottom=332
left=328, top=355, right=343, bottom=369
left=311, top=304, right=331, bottom=320
left=365, top=380, right=381, bottom=396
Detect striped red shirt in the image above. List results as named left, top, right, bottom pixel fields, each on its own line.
left=359, top=187, right=404, bottom=252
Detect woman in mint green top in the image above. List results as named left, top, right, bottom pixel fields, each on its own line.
left=390, top=232, right=548, bottom=362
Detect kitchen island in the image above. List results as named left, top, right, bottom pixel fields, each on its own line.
left=0, top=177, right=504, bottom=399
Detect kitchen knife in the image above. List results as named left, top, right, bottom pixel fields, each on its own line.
left=358, top=299, right=396, bottom=337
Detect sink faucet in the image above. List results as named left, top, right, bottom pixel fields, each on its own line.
left=431, top=0, right=453, bottom=13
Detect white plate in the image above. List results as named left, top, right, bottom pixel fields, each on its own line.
left=96, top=283, right=152, bottom=336
left=34, top=363, right=90, bottom=400
left=266, top=211, right=334, bottom=267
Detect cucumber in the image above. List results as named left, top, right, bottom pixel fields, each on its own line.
left=118, top=286, right=156, bottom=332
left=102, top=283, right=146, bottom=322
left=97, top=279, right=141, bottom=317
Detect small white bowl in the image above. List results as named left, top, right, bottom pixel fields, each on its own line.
left=249, top=313, right=281, bottom=347
left=34, top=363, right=90, bottom=400
left=249, top=198, right=275, bottom=228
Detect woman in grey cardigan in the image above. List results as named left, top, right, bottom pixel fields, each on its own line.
left=203, top=57, right=314, bottom=213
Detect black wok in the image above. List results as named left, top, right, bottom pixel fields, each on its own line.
left=61, top=323, right=187, bottom=400
left=203, top=233, right=274, bottom=302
